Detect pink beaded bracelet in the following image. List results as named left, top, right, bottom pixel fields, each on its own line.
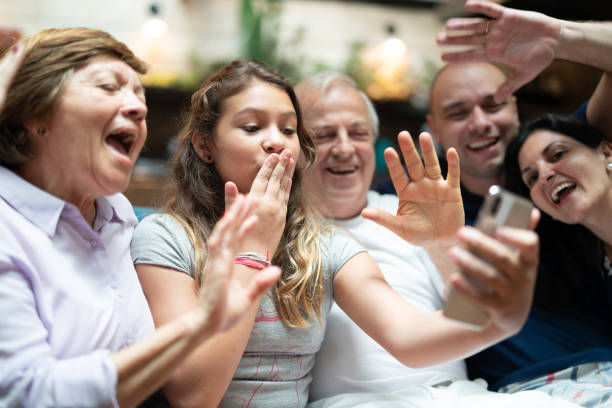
left=235, top=257, right=266, bottom=270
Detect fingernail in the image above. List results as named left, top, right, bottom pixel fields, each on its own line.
left=449, top=246, right=462, bottom=259
left=12, top=44, right=19, bottom=53
left=458, top=226, right=477, bottom=241
left=221, top=211, right=226, bottom=218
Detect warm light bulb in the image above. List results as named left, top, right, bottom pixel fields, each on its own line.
left=142, top=17, right=167, bottom=38
left=382, top=37, right=407, bottom=59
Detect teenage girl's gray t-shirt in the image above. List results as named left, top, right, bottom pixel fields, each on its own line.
left=131, top=213, right=365, bottom=408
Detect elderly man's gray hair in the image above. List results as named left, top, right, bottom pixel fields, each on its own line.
left=297, top=71, right=380, bottom=140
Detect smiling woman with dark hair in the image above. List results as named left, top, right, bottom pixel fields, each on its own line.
left=0, top=28, right=279, bottom=408
left=505, top=115, right=612, bottom=310
left=503, top=113, right=612, bottom=398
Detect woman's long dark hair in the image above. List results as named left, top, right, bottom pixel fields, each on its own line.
left=504, top=114, right=608, bottom=315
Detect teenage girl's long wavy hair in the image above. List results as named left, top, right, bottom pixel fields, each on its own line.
left=164, top=60, right=327, bottom=327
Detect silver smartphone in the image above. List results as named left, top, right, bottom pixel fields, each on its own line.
left=443, top=185, right=534, bottom=329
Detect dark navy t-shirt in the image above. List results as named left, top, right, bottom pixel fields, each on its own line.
left=373, top=118, right=612, bottom=388
left=466, top=101, right=612, bottom=389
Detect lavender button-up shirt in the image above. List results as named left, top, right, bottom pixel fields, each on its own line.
left=0, top=166, right=155, bottom=407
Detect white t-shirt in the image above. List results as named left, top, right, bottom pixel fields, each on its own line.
left=309, top=191, right=467, bottom=401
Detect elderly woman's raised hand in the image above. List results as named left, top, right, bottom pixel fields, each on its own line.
left=362, top=131, right=464, bottom=244
left=0, top=43, right=25, bottom=113
left=448, top=210, right=540, bottom=334
left=200, top=194, right=281, bottom=333
left=225, top=149, right=295, bottom=259
left=437, top=0, right=561, bottom=103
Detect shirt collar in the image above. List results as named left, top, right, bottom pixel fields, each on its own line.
left=0, top=166, right=67, bottom=236
left=0, top=166, right=126, bottom=236
left=93, top=195, right=126, bottom=232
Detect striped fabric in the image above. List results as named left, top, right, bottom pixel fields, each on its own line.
left=500, top=362, right=612, bottom=407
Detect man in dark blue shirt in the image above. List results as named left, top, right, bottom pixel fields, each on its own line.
left=378, top=1, right=612, bottom=405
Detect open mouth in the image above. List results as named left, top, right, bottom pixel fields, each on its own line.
left=105, top=129, right=136, bottom=157
left=551, top=181, right=576, bottom=204
left=467, top=137, right=499, bottom=151
left=327, top=166, right=358, bottom=175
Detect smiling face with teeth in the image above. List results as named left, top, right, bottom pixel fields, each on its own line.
left=23, top=57, right=147, bottom=211
left=519, top=129, right=612, bottom=225
left=299, top=81, right=375, bottom=219
left=427, top=62, right=519, bottom=195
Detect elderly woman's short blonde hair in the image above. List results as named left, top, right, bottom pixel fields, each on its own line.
left=0, top=27, right=147, bottom=167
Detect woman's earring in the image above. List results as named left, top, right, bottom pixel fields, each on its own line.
left=607, top=162, right=612, bottom=172
left=204, top=155, right=214, bottom=164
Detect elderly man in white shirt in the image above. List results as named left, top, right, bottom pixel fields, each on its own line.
left=295, top=72, right=577, bottom=408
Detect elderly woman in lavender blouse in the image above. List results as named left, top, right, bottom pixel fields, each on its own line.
left=0, top=28, right=279, bottom=408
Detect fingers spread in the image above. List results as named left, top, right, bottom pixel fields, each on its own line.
left=440, top=48, right=488, bottom=63
left=443, top=17, right=489, bottom=32
left=361, top=207, right=396, bottom=231
left=437, top=33, right=488, bottom=46
left=445, top=148, right=461, bottom=189
left=398, top=131, right=425, bottom=182
left=464, top=0, right=505, bottom=19
left=419, top=132, right=442, bottom=179
left=384, top=147, right=410, bottom=194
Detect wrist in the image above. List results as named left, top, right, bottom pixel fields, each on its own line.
left=481, top=320, right=508, bottom=342
left=235, top=251, right=271, bottom=270
left=241, top=241, right=276, bottom=260
left=556, top=19, right=594, bottom=63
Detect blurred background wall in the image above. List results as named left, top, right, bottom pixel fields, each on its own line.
left=2, top=0, right=610, bottom=205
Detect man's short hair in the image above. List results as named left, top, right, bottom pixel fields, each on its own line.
left=297, top=71, right=379, bottom=140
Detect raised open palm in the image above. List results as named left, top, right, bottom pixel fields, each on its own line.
left=437, top=0, right=561, bottom=103
left=200, top=193, right=280, bottom=333
left=362, top=131, right=464, bottom=244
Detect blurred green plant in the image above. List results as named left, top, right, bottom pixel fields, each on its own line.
left=238, top=0, right=304, bottom=81
left=344, top=41, right=372, bottom=94
left=149, top=0, right=309, bottom=90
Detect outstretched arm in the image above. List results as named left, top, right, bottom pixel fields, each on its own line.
left=362, top=130, right=464, bottom=244
left=335, top=210, right=539, bottom=367
left=586, top=73, right=612, bottom=139
left=437, top=0, right=612, bottom=103
left=114, top=195, right=280, bottom=408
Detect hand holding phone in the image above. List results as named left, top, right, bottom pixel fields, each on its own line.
left=443, top=185, right=534, bottom=329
